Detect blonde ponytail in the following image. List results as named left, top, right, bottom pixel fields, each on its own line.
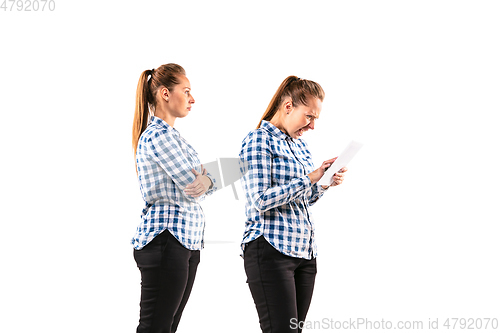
left=132, top=70, right=153, bottom=158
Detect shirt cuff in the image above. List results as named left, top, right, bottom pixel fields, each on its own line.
left=318, top=184, right=329, bottom=192
left=302, top=174, right=314, bottom=190
left=205, top=173, right=217, bottom=195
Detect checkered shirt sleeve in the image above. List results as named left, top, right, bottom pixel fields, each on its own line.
left=131, top=116, right=217, bottom=250
left=239, top=120, right=328, bottom=259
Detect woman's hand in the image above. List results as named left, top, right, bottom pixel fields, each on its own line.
left=308, top=157, right=337, bottom=184
left=308, top=157, right=349, bottom=187
left=322, top=167, right=348, bottom=189
left=184, top=165, right=213, bottom=198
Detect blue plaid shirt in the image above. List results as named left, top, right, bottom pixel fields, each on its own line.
left=239, top=120, right=328, bottom=259
left=132, top=116, right=217, bottom=250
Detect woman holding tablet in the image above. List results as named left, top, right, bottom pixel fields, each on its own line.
left=131, top=63, right=216, bottom=333
left=239, top=76, right=347, bottom=333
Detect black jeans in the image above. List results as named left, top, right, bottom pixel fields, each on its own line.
left=244, top=236, right=317, bottom=333
left=134, top=230, right=200, bottom=333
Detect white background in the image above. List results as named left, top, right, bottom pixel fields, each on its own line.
left=1, top=1, right=499, bottom=332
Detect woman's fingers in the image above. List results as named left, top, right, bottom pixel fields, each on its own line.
left=185, top=181, right=203, bottom=196
left=331, top=172, right=345, bottom=186
left=184, top=168, right=209, bottom=197
left=320, top=164, right=331, bottom=173
left=320, top=157, right=338, bottom=173
left=185, top=169, right=202, bottom=188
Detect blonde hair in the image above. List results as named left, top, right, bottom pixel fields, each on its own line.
left=132, top=63, right=186, bottom=157
left=257, top=76, right=325, bottom=128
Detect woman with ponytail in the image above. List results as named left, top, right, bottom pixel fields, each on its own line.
left=239, top=76, right=348, bottom=333
left=131, top=63, right=216, bottom=333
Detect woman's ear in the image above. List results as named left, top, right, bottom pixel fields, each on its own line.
left=284, top=100, right=293, bottom=115
left=160, top=87, right=170, bottom=102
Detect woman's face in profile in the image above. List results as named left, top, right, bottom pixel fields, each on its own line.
left=166, top=75, right=195, bottom=119
left=284, top=97, right=322, bottom=139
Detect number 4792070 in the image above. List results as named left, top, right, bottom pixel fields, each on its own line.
left=1, top=0, right=55, bottom=11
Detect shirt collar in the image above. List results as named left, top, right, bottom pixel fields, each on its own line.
left=259, top=120, right=293, bottom=142
left=149, top=116, right=179, bottom=135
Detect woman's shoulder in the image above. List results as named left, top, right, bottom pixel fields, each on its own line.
left=141, top=121, right=174, bottom=142
left=241, top=127, right=272, bottom=146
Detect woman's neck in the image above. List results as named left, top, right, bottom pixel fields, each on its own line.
left=154, top=107, right=176, bottom=127
left=269, top=112, right=288, bottom=136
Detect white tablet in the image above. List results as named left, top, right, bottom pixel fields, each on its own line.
left=318, top=140, right=363, bottom=186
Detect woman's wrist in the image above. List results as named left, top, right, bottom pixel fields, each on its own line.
left=307, top=171, right=320, bottom=184
left=203, top=175, right=213, bottom=190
